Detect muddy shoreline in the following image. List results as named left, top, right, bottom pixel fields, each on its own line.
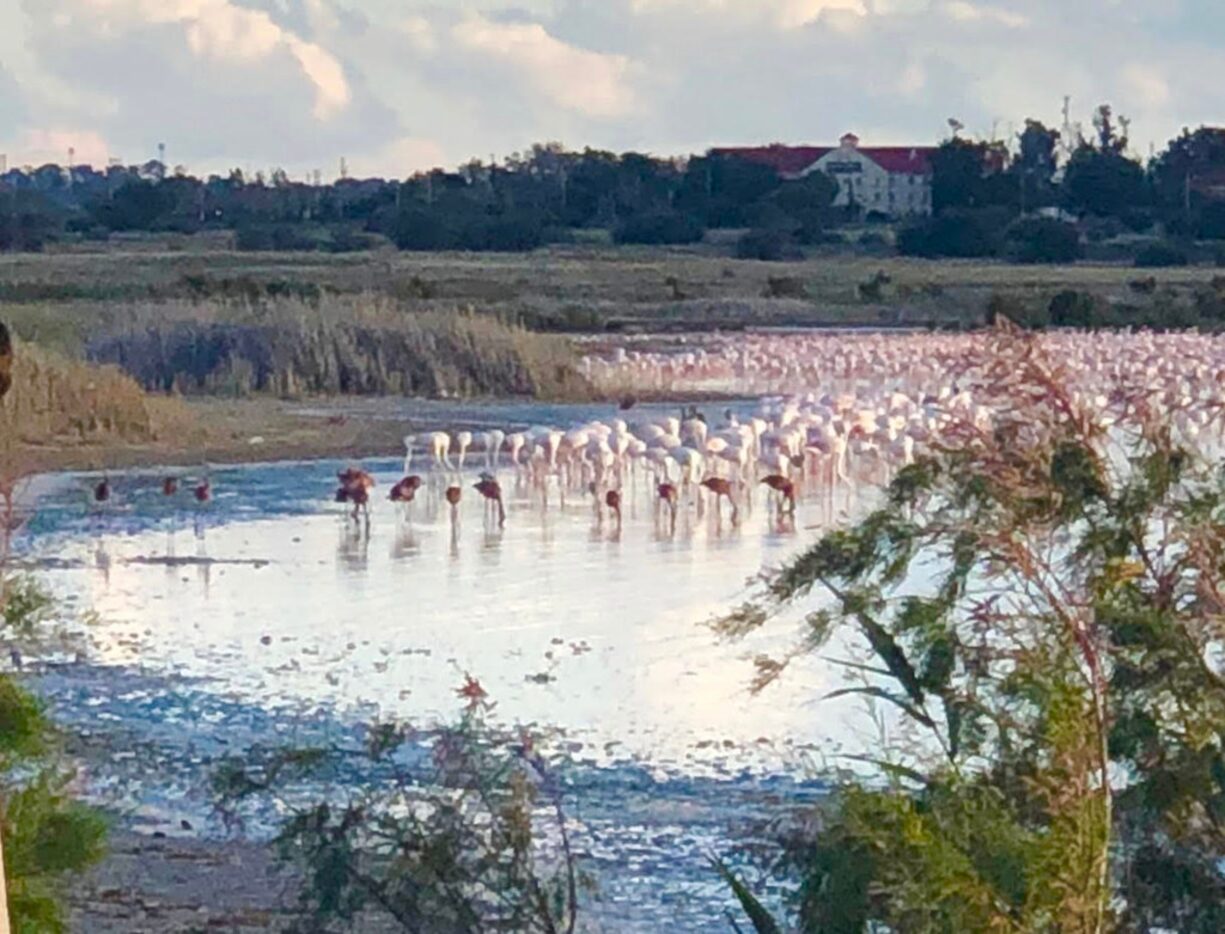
left=17, top=392, right=747, bottom=475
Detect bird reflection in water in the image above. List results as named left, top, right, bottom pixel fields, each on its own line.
left=338, top=522, right=370, bottom=572
left=392, top=520, right=419, bottom=561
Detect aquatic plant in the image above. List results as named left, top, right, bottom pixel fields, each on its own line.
left=0, top=336, right=185, bottom=451
left=85, top=297, right=593, bottom=401
left=214, top=685, right=586, bottom=933
left=716, top=323, right=1225, bottom=931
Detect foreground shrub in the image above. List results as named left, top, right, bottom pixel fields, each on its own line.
left=215, top=694, right=585, bottom=933
left=717, top=327, right=1225, bottom=932
left=0, top=571, right=107, bottom=932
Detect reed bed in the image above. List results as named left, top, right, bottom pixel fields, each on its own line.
left=0, top=339, right=190, bottom=473
left=83, top=296, right=592, bottom=400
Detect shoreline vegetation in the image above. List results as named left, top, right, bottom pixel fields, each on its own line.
left=6, top=243, right=1225, bottom=473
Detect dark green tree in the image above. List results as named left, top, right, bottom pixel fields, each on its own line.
left=1012, top=119, right=1061, bottom=210
left=1063, top=145, right=1146, bottom=218
left=930, top=139, right=1009, bottom=214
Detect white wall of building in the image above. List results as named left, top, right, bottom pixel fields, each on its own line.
left=800, top=138, right=932, bottom=217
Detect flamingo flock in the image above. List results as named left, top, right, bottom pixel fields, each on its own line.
left=579, top=330, right=1225, bottom=408
left=79, top=330, right=1225, bottom=548
left=365, top=329, right=1225, bottom=541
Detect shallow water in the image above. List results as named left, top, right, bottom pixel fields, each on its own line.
left=20, top=456, right=862, bottom=772
left=16, top=435, right=875, bottom=930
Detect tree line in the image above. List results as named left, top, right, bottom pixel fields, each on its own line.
left=2, top=105, right=1225, bottom=262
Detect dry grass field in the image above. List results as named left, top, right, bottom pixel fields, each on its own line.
left=3, top=243, right=1220, bottom=339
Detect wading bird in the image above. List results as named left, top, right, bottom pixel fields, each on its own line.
left=605, top=489, right=622, bottom=528
left=760, top=475, right=796, bottom=515
left=657, top=482, right=679, bottom=527
left=162, top=477, right=179, bottom=496
left=390, top=475, right=423, bottom=505
left=336, top=468, right=375, bottom=522
left=700, top=476, right=739, bottom=525
left=445, top=485, right=462, bottom=522
left=473, top=478, right=505, bottom=527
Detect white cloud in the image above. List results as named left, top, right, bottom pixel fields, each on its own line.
left=941, top=1, right=1028, bottom=28
left=12, top=128, right=112, bottom=166
left=356, top=136, right=448, bottom=178
left=2, top=0, right=1223, bottom=177
left=77, top=0, right=350, bottom=119
left=629, top=0, right=866, bottom=29
left=452, top=14, right=637, bottom=119
left=1121, top=63, right=1171, bottom=109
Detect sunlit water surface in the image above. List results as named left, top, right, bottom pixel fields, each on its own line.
left=15, top=412, right=879, bottom=929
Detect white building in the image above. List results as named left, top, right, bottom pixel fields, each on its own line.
left=712, top=133, right=937, bottom=218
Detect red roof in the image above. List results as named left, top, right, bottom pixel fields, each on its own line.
left=711, top=143, right=936, bottom=177
left=710, top=145, right=832, bottom=176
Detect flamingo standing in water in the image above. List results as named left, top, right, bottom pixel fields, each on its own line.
left=605, top=489, right=623, bottom=529
left=445, top=485, right=462, bottom=523
left=455, top=432, right=474, bottom=471
left=656, top=482, right=680, bottom=534
left=473, top=478, right=505, bottom=527
left=389, top=475, right=423, bottom=512
left=162, top=477, right=179, bottom=496
left=760, top=475, right=796, bottom=515
left=700, top=476, right=739, bottom=525
left=336, top=468, right=374, bottom=523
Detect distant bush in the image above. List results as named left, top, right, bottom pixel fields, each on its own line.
left=0, top=212, right=56, bottom=253
left=613, top=211, right=705, bottom=245
left=897, top=208, right=1008, bottom=258
left=1004, top=218, right=1082, bottom=264
left=457, top=216, right=545, bottom=252
left=803, top=230, right=847, bottom=247
left=858, top=271, right=892, bottom=302
left=1049, top=289, right=1108, bottom=327
left=986, top=291, right=1044, bottom=328
left=736, top=228, right=800, bottom=261
left=325, top=227, right=383, bottom=253
left=235, top=224, right=326, bottom=252
left=1197, top=201, right=1225, bottom=240
left=393, top=209, right=458, bottom=251
left=1135, top=242, right=1190, bottom=268
left=763, top=276, right=809, bottom=299
left=857, top=231, right=891, bottom=253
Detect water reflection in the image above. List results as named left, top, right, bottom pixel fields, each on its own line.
left=20, top=456, right=869, bottom=776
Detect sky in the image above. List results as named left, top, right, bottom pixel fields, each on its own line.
left=0, top=0, right=1221, bottom=179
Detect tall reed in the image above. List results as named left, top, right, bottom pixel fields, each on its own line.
left=86, top=296, right=593, bottom=400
